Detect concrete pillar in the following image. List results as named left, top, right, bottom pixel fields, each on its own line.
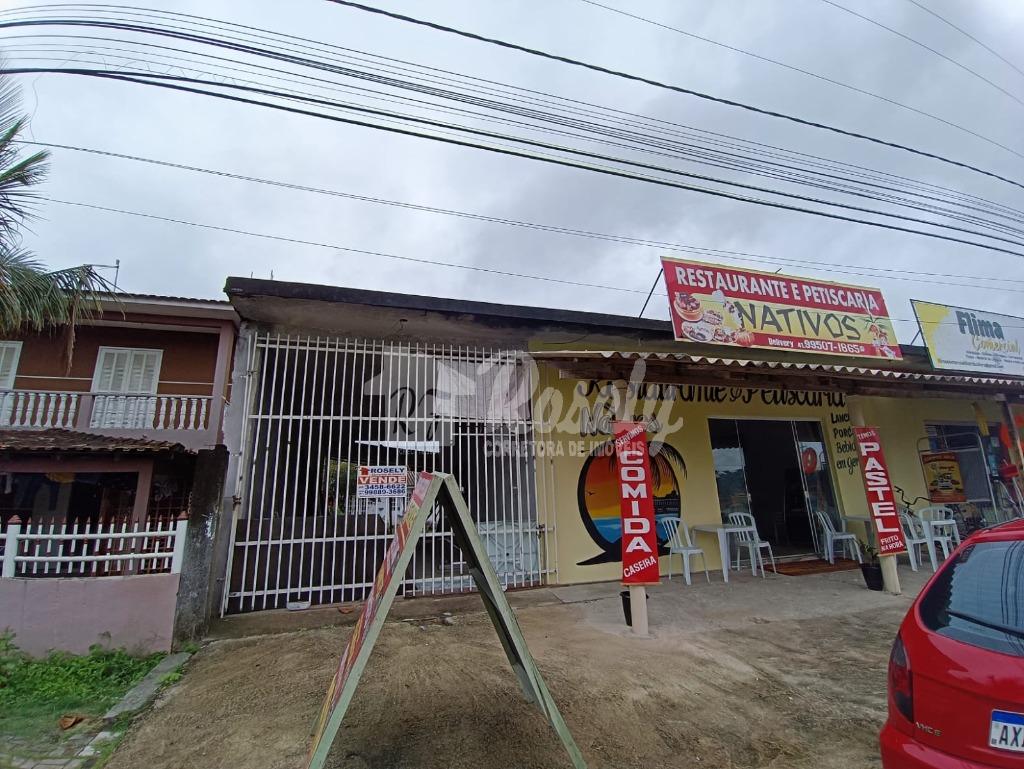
left=847, top=396, right=901, bottom=596
left=172, top=445, right=229, bottom=646
left=207, top=321, right=235, bottom=444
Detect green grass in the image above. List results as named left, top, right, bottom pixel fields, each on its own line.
left=0, top=633, right=164, bottom=741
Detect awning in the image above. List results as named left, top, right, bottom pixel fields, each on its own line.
left=531, top=350, right=1024, bottom=400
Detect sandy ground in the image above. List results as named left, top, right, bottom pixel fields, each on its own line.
left=107, top=568, right=928, bottom=769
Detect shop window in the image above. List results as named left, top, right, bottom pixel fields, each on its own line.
left=925, top=423, right=1008, bottom=518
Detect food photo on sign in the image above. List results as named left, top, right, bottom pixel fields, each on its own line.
left=661, top=257, right=902, bottom=360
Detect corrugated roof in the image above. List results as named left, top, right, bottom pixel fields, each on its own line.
left=532, top=350, right=1024, bottom=389
left=0, top=429, right=188, bottom=454
left=114, top=293, right=230, bottom=305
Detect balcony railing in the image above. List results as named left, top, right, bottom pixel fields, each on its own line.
left=0, top=390, right=212, bottom=432
left=90, top=393, right=210, bottom=431
left=0, top=390, right=79, bottom=428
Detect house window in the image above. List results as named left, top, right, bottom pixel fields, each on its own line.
left=0, top=341, right=22, bottom=390
left=92, top=347, right=162, bottom=395
left=90, top=347, right=163, bottom=429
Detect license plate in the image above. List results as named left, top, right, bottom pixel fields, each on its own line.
left=990, top=711, right=1024, bottom=753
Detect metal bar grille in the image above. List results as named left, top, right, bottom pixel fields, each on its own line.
left=223, top=334, right=542, bottom=614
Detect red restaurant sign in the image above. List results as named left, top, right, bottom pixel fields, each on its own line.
left=614, top=421, right=660, bottom=585
left=661, top=257, right=902, bottom=360
left=853, top=427, right=907, bottom=556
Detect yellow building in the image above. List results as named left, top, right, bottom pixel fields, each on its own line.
left=529, top=350, right=1023, bottom=584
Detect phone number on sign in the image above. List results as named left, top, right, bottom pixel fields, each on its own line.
left=794, top=339, right=866, bottom=354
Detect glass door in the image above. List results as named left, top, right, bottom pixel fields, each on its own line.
left=791, top=420, right=840, bottom=555
left=709, top=419, right=751, bottom=520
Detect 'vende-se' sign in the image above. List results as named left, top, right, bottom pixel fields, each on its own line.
left=613, top=421, right=660, bottom=585
left=661, top=257, right=902, bottom=360
left=853, top=427, right=907, bottom=557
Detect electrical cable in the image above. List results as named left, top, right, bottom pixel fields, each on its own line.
left=5, top=9, right=1021, bottom=222
left=818, top=0, right=1024, bottom=106
left=44, top=198, right=1024, bottom=306
left=10, top=63, right=1024, bottom=254
left=23, top=137, right=1024, bottom=290
left=902, top=0, right=1024, bottom=80
left=9, top=46, right=1022, bottom=238
left=575, top=0, right=1023, bottom=152
left=321, top=0, right=1024, bottom=178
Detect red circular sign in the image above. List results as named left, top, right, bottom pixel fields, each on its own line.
left=801, top=447, right=819, bottom=474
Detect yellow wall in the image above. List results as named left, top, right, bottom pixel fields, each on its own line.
left=532, top=362, right=1010, bottom=585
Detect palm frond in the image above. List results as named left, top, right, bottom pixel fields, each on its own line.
left=0, top=247, right=119, bottom=334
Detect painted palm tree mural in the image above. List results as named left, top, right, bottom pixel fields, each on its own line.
left=576, top=440, right=687, bottom=565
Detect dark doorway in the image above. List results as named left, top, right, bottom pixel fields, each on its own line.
left=710, top=418, right=839, bottom=558
left=736, top=421, right=814, bottom=555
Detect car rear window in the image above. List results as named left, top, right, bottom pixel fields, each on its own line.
left=919, top=540, right=1024, bottom=657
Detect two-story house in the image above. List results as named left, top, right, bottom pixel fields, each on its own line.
left=0, top=294, right=237, bottom=654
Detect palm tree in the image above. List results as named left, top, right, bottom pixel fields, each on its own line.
left=0, top=73, right=115, bottom=359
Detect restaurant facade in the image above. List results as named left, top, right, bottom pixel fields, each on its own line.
left=216, top=270, right=1024, bottom=614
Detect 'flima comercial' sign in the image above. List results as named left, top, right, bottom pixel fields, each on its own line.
left=912, top=300, right=1024, bottom=377
left=661, top=257, right=902, bottom=360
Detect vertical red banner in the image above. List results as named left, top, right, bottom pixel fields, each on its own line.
left=853, top=427, right=908, bottom=556
left=614, top=421, right=661, bottom=585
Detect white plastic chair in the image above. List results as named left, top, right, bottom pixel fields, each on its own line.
left=815, top=511, right=862, bottom=565
left=917, top=506, right=962, bottom=547
left=660, top=517, right=709, bottom=586
left=914, top=508, right=954, bottom=565
left=727, top=512, right=777, bottom=577
left=899, top=512, right=935, bottom=572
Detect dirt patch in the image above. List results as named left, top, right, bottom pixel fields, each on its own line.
left=106, top=595, right=901, bottom=769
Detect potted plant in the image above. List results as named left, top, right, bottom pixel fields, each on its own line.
left=859, top=544, right=884, bottom=591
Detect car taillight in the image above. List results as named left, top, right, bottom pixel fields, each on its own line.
left=888, top=634, right=913, bottom=723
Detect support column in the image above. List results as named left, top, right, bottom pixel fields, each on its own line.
left=207, top=321, right=235, bottom=444
left=172, top=446, right=229, bottom=646
left=131, top=460, right=154, bottom=526
left=848, top=397, right=901, bottom=596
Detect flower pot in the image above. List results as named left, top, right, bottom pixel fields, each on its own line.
left=860, top=563, right=884, bottom=591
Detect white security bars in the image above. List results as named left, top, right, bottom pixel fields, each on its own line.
left=223, top=335, right=545, bottom=614
left=1, top=518, right=188, bottom=578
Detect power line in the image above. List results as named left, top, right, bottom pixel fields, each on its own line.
left=902, top=0, right=1024, bottom=80
left=23, top=137, right=1024, bottom=292
left=6, top=9, right=1022, bottom=223
left=44, top=197, right=653, bottom=295
left=817, top=0, right=1024, bottom=107
left=322, top=0, right=1024, bottom=179
left=44, top=198, right=1024, bottom=317
left=575, top=0, right=1020, bottom=156
left=9, top=44, right=1022, bottom=238
left=11, top=64, right=1024, bottom=258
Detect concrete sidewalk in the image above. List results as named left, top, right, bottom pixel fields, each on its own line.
left=553, top=564, right=931, bottom=636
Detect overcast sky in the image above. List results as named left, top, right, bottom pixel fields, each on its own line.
left=5, top=0, right=1024, bottom=342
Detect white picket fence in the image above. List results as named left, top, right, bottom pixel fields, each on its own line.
left=1, top=518, right=188, bottom=578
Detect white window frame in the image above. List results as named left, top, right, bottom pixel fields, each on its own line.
left=90, top=346, right=163, bottom=394
left=0, top=341, right=23, bottom=390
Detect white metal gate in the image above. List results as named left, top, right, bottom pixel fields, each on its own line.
left=223, top=335, right=544, bottom=614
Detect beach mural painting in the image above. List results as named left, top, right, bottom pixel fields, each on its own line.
left=576, top=440, right=687, bottom=565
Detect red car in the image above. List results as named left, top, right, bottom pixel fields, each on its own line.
left=880, top=518, right=1024, bottom=768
